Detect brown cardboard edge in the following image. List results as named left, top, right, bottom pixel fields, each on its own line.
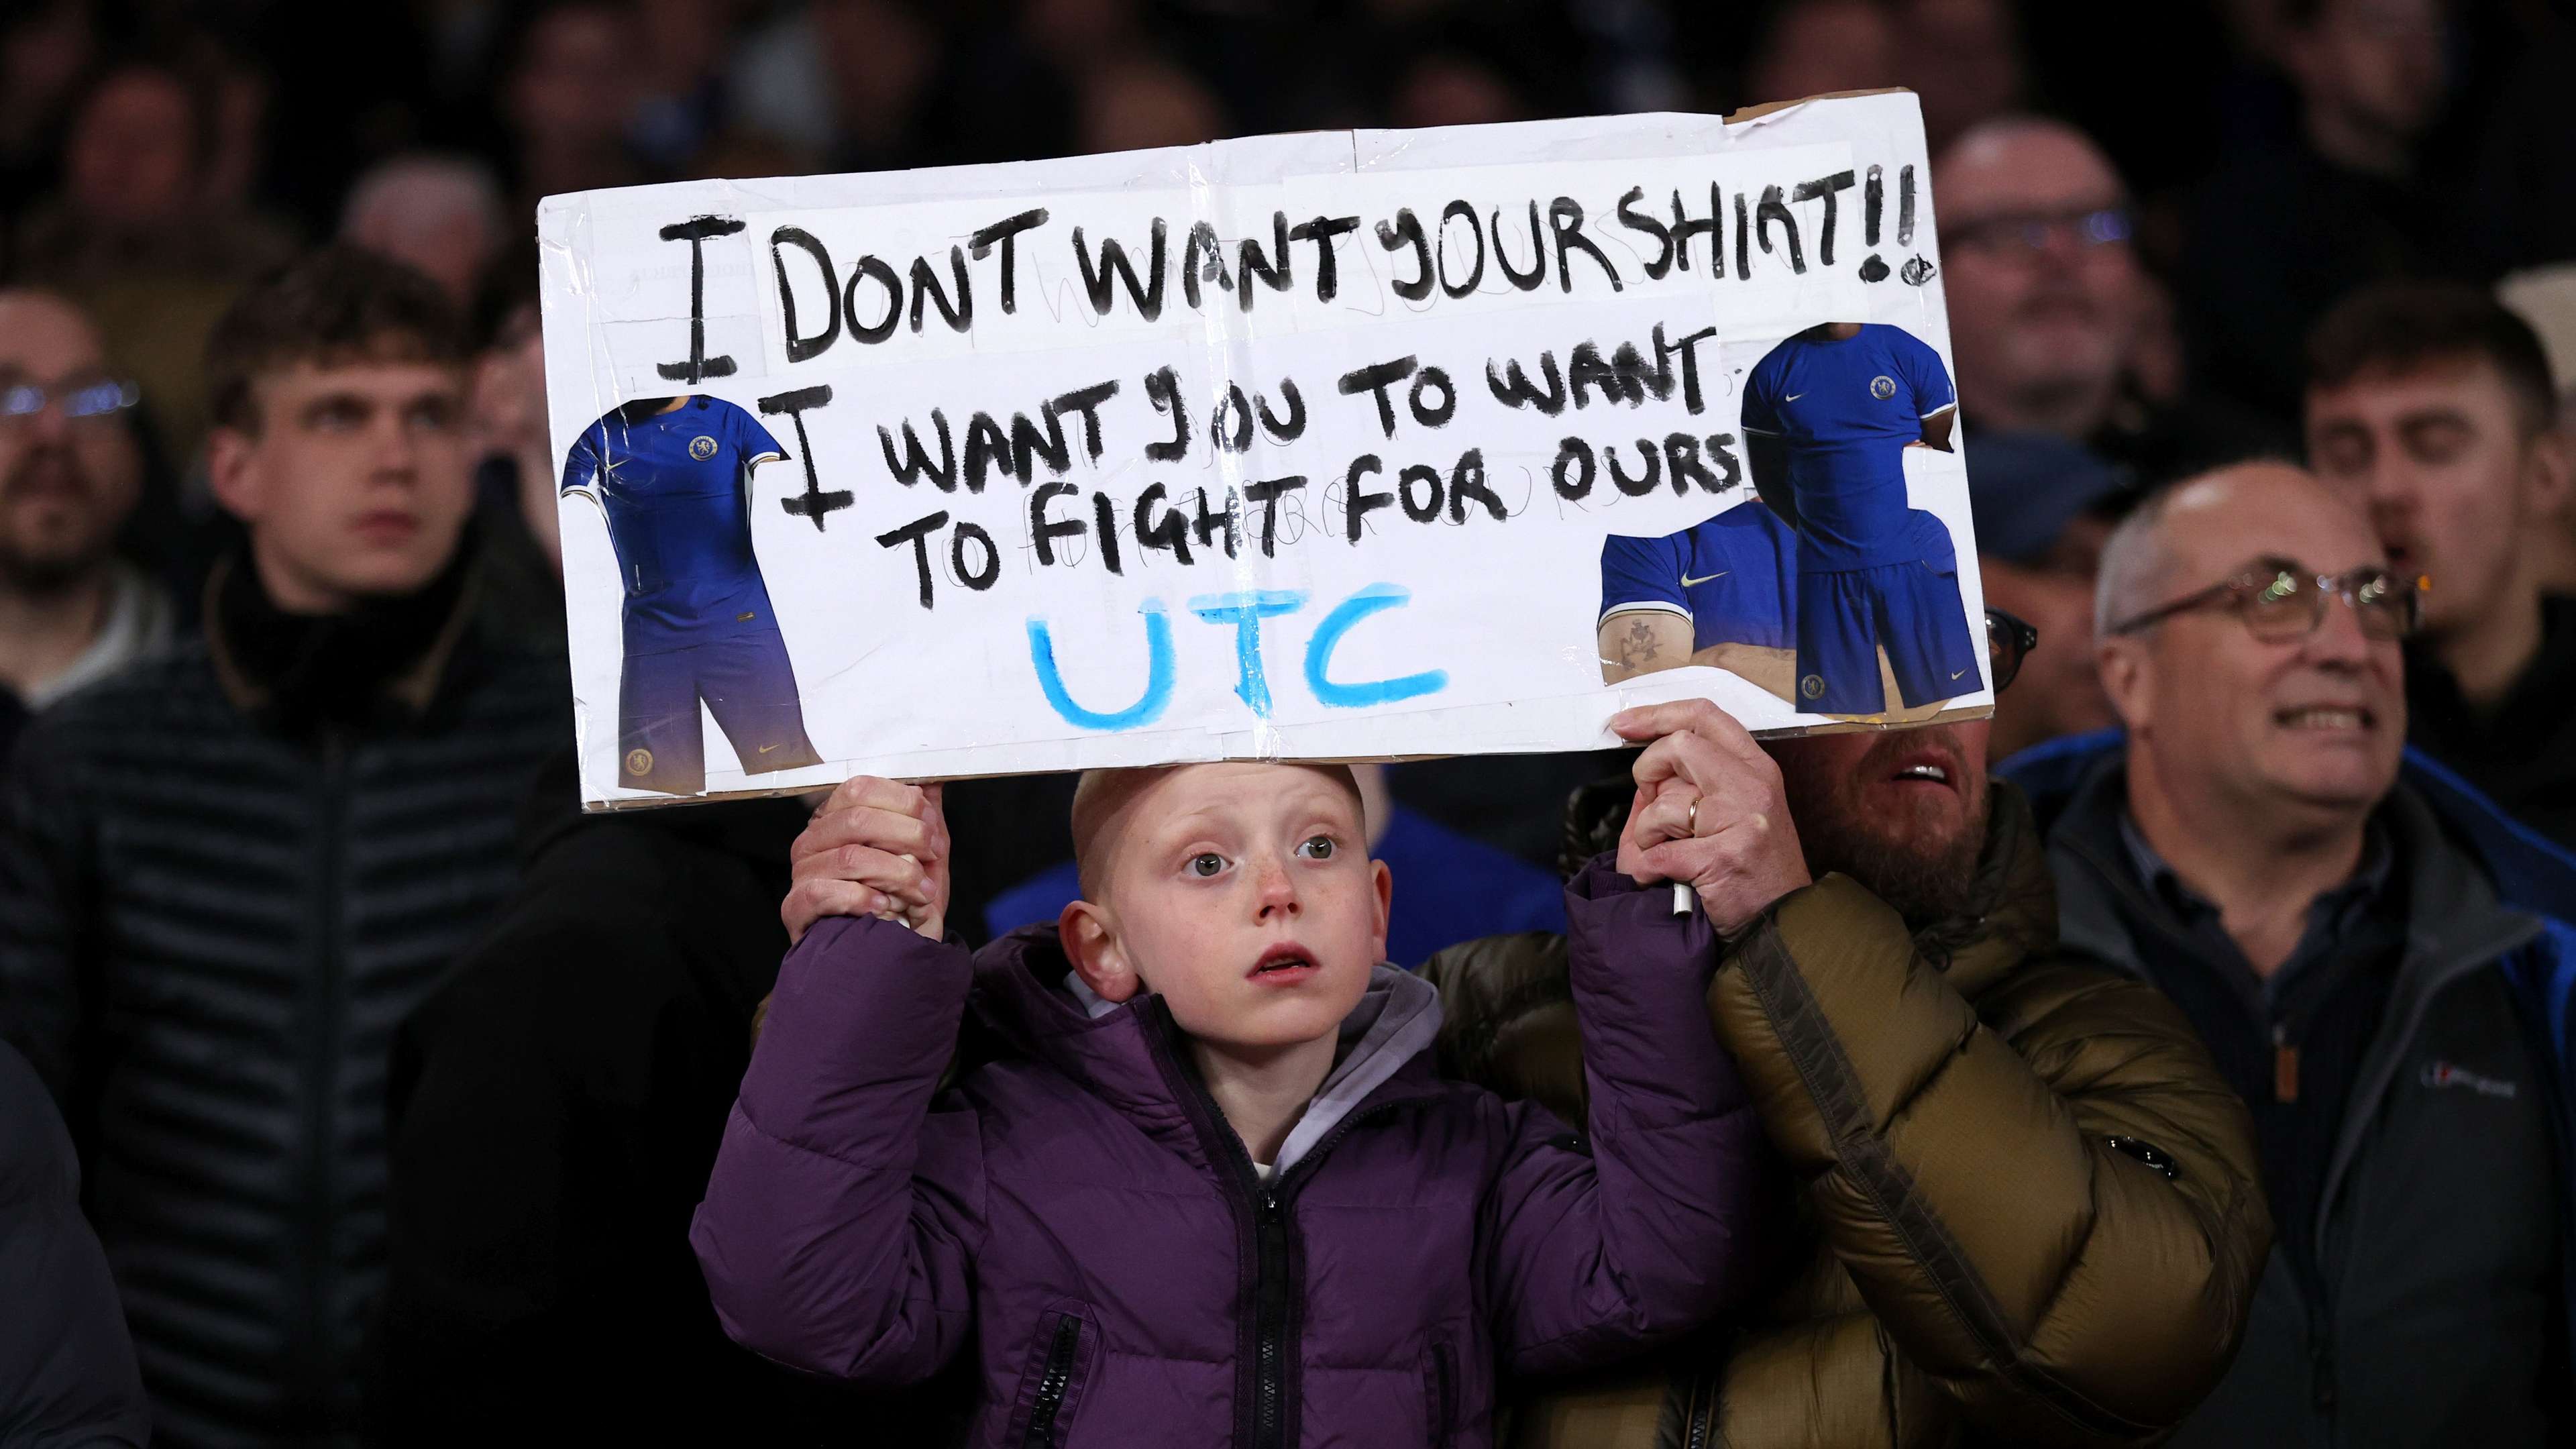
left=1724, top=87, right=1915, bottom=125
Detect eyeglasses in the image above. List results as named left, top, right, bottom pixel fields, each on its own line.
left=1986, top=606, right=2038, bottom=692
left=2107, top=557, right=2422, bottom=642
left=1944, top=207, right=2133, bottom=258
left=0, top=377, right=142, bottom=431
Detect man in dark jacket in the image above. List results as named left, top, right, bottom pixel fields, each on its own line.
left=2302, top=281, right=2576, bottom=847
left=1424, top=647, right=2269, bottom=1446
left=2006, top=460, right=2574, bottom=1445
left=0, top=247, right=567, bottom=1448
left=370, top=752, right=941, bottom=1445
left=0, top=1037, right=149, bottom=1449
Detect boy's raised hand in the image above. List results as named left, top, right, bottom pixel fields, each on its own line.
left=1607, top=700, right=1812, bottom=936
left=783, top=777, right=951, bottom=945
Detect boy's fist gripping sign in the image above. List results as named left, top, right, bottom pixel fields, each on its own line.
left=784, top=777, right=951, bottom=945
left=1611, top=700, right=1813, bottom=936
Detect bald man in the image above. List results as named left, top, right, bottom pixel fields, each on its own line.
left=2002, top=462, right=2576, bottom=1448
left=0, top=290, right=172, bottom=757
left=341, top=154, right=508, bottom=310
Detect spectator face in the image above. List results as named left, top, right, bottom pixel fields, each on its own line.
left=0, top=293, right=143, bottom=591
left=816, top=0, right=939, bottom=138
left=64, top=68, right=198, bottom=231
left=203, top=62, right=268, bottom=210
left=2100, top=466, right=2404, bottom=821
left=1071, top=763, right=1391, bottom=1054
left=1077, top=60, right=1228, bottom=154
left=2286, top=0, right=2445, bottom=146
left=468, top=302, right=560, bottom=574
left=2306, top=356, right=2566, bottom=643
left=1766, top=719, right=1993, bottom=926
left=207, top=358, right=474, bottom=613
left=1936, top=121, right=2141, bottom=431
left=1981, top=521, right=2120, bottom=758
left=1748, top=0, right=1899, bottom=105
left=1391, top=55, right=1526, bottom=130
left=1024, top=0, right=1141, bottom=64
left=1, top=4, right=98, bottom=158
left=508, top=5, right=634, bottom=156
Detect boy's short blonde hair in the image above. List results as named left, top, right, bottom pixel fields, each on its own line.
left=1069, top=762, right=1363, bottom=902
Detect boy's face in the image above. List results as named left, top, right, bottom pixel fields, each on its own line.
left=1069, top=763, right=1391, bottom=1053
left=208, top=358, right=474, bottom=614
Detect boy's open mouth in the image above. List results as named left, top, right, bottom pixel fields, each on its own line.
left=1248, top=944, right=1317, bottom=979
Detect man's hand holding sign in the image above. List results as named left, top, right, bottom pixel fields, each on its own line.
left=784, top=777, right=949, bottom=945
left=1613, top=701, right=1813, bottom=934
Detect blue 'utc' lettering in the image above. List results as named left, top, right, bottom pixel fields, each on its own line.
left=1026, top=582, right=1446, bottom=731
left=1026, top=600, right=1173, bottom=730
left=1304, top=584, right=1448, bottom=708
left=1187, top=590, right=1308, bottom=716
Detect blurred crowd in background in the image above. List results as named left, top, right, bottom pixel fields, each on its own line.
left=7, top=0, right=2576, bottom=794
left=8, top=1, right=2576, bottom=1446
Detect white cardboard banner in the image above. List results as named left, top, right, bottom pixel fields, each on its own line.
left=538, top=93, right=1987, bottom=808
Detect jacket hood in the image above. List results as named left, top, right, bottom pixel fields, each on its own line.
left=969, top=925, right=1445, bottom=1176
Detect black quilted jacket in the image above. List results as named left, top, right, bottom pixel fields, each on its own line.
left=0, top=587, right=566, bottom=1448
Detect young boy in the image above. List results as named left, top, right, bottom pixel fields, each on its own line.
left=691, top=761, right=1768, bottom=1448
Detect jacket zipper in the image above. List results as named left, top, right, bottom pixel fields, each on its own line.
left=1681, top=1369, right=1714, bottom=1449
left=1023, top=1313, right=1082, bottom=1449
left=1140, top=1000, right=1413, bottom=1449
left=1253, top=1099, right=1408, bottom=1449
left=1254, top=1191, right=1290, bottom=1449
left=301, top=730, right=349, bottom=1412
left=2062, top=824, right=2510, bottom=1428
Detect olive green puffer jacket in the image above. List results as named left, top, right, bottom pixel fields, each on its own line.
left=1423, top=782, right=2270, bottom=1448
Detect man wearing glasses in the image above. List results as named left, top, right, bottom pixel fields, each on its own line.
left=1422, top=604, right=2269, bottom=1448
left=2004, top=462, right=2576, bottom=1448
left=0, top=290, right=173, bottom=761
left=1934, top=116, right=2279, bottom=490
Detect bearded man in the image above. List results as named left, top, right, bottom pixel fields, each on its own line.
left=1426, top=644, right=2270, bottom=1447
left=0, top=289, right=173, bottom=759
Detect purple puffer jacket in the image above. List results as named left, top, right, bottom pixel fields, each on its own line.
left=691, top=857, right=1768, bottom=1449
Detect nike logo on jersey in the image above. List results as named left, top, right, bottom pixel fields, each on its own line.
left=1950, top=669, right=1970, bottom=680
left=757, top=743, right=784, bottom=755
left=1782, top=392, right=1806, bottom=402
left=1679, top=571, right=1731, bottom=586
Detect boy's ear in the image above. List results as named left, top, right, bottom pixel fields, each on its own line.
left=206, top=425, right=262, bottom=523
left=1368, top=859, right=1392, bottom=965
left=1059, top=899, right=1140, bottom=1003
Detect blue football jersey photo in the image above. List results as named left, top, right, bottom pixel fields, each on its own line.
left=563, top=395, right=821, bottom=794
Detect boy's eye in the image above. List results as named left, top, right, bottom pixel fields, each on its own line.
left=1189, top=853, right=1225, bottom=877
left=1296, top=835, right=1336, bottom=861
